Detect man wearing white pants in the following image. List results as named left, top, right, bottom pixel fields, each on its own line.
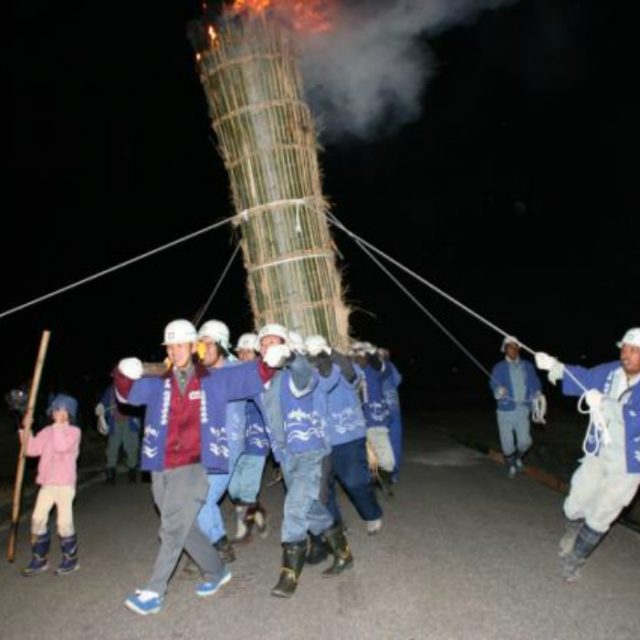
left=351, top=342, right=396, bottom=480
left=536, top=327, right=640, bottom=581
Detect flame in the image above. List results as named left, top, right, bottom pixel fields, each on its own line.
left=231, top=0, right=272, bottom=13
left=228, top=0, right=333, bottom=33
left=208, top=25, right=218, bottom=45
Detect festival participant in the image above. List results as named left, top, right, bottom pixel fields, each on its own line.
left=351, top=341, right=395, bottom=486
left=378, top=347, right=404, bottom=485
left=227, top=333, right=269, bottom=543
left=114, top=319, right=263, bottom=615
left=535, top=327, right=640, bottom=581
left=95, top=384, right=141, bottom=484
left=306, top=334, right=383, bottom=563
left=258, top=324, right=354, bottom=598
left=490, top=336, right=543, bottom=478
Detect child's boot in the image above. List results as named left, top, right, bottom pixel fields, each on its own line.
left=56, top=534, right=80, bottom=575
left=21, top=532, right=50, bottom=577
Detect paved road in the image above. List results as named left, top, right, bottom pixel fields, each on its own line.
left=1, top=419, right=638, bottom=640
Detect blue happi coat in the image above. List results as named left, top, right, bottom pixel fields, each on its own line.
left=244, top=399, right=270, bottom=457
left=360, top=363, right=391, bottom=429
left=382, top=361, right=403, bottom=428
left=563, top=361, right=640, bottom=473
left=325, top=364, right=367, bottom=446
left=221, top=359, right=249, bottom=462
left=490, top=359, right=542, bottom=411
left=261, top=356, right=340, bottom=463
left=121, top=362, right=262, bottom=473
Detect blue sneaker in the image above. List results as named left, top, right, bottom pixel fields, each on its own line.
left=196, top=570, right=232, bottom=597
left=124, top=590, right=163, bottom=615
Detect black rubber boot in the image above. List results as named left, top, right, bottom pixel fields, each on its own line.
left=56, top=534, right=80, bottom=575
left=128, top=468, right=138, bottom=483
left=558, top=517, right=585, bottom=558
left=305, top=532, right=330, bottom=565
left=21, top=532, right=50, bottom=577
left=271, top=540, right=307, bottom=598
left=562, top=523, right=604, bottom=582
left=105, top=467, right=116, bottom=485
left=213, top=535, right=236, bottom=563
left=378, top=469, right=395, bottom=497
left=322, top=524, right=354, bottom=576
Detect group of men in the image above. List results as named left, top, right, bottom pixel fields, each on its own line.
left=81, top=319, right=639, bottom=612
left=110, top=319, right=402, bottom=615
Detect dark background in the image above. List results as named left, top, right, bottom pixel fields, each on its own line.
left=6, top=0, right=635, bottom=419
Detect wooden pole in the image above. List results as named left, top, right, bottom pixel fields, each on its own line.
left=7, top=330, right=51, bottom=562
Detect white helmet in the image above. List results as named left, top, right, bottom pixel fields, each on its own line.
left=258, top=323, right=289, bottom=343
left=306, top=334, right=331, bottom=356
left=361, top=341, right=378, bottom=355
left=163, top=319, right=197, bottom=345
left=198, top=319, right=231, bottom=351
left=501, top=335, right=520, bottom=352
left=350, top=340, right=376, bottom=356
left=349, top=340, right=366, bottom=355
left=287, top=330, right=307, bottom=354
left=617, top=327, right=640, bottom=349
left=235, top=332, right=258, bottom=352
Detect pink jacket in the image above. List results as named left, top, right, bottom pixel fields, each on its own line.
left=25, top=423, right=81, bottom=486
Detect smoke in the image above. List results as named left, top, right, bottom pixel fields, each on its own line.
left=296, top=0, right=516, bottom=141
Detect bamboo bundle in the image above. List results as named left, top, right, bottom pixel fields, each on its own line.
left=191, top=13, right=350, bottom=347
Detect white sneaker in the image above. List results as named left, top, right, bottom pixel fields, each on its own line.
left=515, top=458, right=524, bottom=471
left=366, top=519, right=382, bottom=535
left=508, top=465, right=517, bottom=479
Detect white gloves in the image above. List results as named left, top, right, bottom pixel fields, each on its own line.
left=534, top=352, right=558, bottom=371
left=263, top=344, right=291, bottom=368
left=95, top=402, right=105, bottom=417
left=535, top=352, right=565, bottom=385
left=305, top=336, right=331, bottom=357
left=118, top=357, right=144, bottom=380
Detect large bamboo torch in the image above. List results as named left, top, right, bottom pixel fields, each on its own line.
left=190, top=3, right=350, bottom=348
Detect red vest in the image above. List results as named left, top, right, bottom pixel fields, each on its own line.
left=164, top=374, right=202, bottom=468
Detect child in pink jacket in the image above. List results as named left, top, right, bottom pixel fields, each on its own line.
left=21, top=394, right=81, bottom=576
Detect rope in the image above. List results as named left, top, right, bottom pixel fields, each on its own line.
left=531, top=394, right=547, bottom=425
left=577, top=392, right=611, bottom=456
left=0, top=215, right=236, bottom=321
left=193, top=243, right=241, bottom=327
left=326, top=211, right=588, bottom=395
left=340, top=218, right=548, bottom=420
left=327, top=212, right=533, bottom=352
left=235, top=197, right=317, bottom=222
left=246, top=251, right=334, bottom=273
left=345, top=229, right=493, bottom=379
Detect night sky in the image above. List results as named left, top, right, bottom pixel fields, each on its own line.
left=6, top=1, right=635, bottom=413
